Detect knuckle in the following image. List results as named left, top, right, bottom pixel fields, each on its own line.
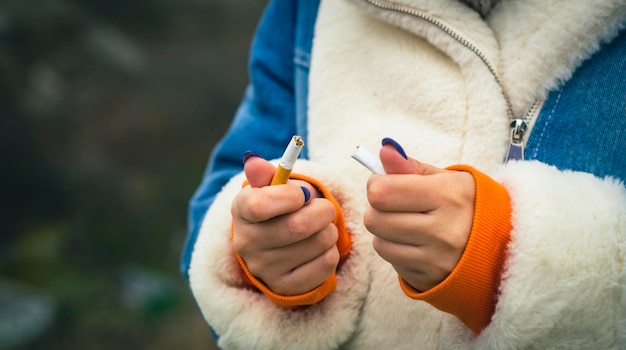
left=272, top=274, right=297, bottom=295
left=230, top=199, right=239, bottom=218
left=429, top=179, right=449, bottom=209
left=285, top=214, right=309, bottom=236
left=242, top=194, right=268, bottom=221
left=310, top=251, right=339, bottom=286
left=322, top=247, right=340, bottom=270
left=404, top=273, right=429, bottom=292
left=371, top=237, right=387, bottom=258
left=245, top=259, right=265, bottom=276
left=325, top=224, right=339, bottom=245
left=231, top=232, right=250, bottom=254
left=311, top=199, right=336, bottom=222
left=322, top=200, right=337, bottom=220
left=366, top=180, right=387, bottom=208
left=315, top=225, right=338, bottom=248
left=363, top=207, right=379, bottom=233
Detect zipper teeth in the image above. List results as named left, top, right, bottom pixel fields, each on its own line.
left=364, top=0, right=514, bottom=121
left=523, top=98, right=541, bottom=124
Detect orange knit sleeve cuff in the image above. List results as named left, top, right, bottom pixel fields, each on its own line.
left=398, top=165, right=512, bottom=334
left=232, top=173, right=351, bottom=308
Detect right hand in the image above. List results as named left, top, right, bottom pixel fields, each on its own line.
left=231, top=155, right=340, bottom=296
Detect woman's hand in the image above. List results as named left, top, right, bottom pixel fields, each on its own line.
left=364, top=139, right=475, bottom=292
left=231, top=155, right=340, bottom=296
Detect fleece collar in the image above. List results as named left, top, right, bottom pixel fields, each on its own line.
left=346, top=0, right=626, bottom=117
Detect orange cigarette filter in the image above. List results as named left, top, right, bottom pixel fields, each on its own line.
left=270, top=135, right=304, bottom=185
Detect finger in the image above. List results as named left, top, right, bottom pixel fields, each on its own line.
left=264, top=198, right=336, bottom=247
left=372, top=237, right=452, bottom=291
left=364, top=207, right=435, bottom=245
left=271, top=244, right=340, bottom=296
left=256, top=224, right=338, bottom=277
left=379, top=138, right=445, bottom=176
left=243, top=154, right=276, bottom=188
left=380, top=144, right=414, bottom=174
left=233, top=184, right=310, bottom=223
left=367, top=173, right=452, bottom=212
left=234, top=198, right=336, bottom=250
left=283, top=224, right=338, bottom=267
left=410, top=158, right=445, bottom=176
left=396, top=267, right=444, bottom=293
left=287, top=179, right=323, bottom=202
left=365, top=207, right=469, bottom=254
left=372, top=236, right=426, bottom=271
left=239, top=224, right=339, bottom=294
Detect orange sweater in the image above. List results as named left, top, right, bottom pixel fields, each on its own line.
left=233, top=173, right=351, bottom=307
left=234, top=166, right=511, bottom=333
left=399, top=165, right=512, bottom=334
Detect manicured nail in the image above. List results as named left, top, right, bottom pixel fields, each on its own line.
left=382, top=137, right=408, bottom=159
left=242, top=150, right=261, bottom=164
left=301, top=186, right=311, bottom=204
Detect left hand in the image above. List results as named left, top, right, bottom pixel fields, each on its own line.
left=364, top=141, right=475, bottom=292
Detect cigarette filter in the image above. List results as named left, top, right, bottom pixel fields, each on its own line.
left=270, top=135, right=304, bottom=185
left=351, top=145, right=386, bottom=174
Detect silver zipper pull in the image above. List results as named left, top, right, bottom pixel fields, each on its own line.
left=505, top=119, right=527, bottom=162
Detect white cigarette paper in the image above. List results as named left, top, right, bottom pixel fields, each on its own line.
left=351, top=145, right=386, bottom=174
left=271, top=135, right=304, bottom=185
left=278, top=135, right=304, bottom=170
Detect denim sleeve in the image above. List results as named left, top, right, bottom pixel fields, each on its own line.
left=180, top=0, right=299, bottom=280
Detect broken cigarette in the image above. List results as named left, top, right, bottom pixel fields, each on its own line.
left=270, top=135, right=305, bottom=185
left=351, top=145, right=386, bottom=174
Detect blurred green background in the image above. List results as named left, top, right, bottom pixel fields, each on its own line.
left=0, top=0, right=265, bottom=348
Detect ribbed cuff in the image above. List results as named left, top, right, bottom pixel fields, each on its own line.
left=399, top=165, right=512, bottom=334
left=233, top=173, right=351, bottom=308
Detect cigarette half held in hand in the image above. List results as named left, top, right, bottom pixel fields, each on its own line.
left=270, top=135, right=305, bottom=185
left=351, top=145, right=386, bottom=174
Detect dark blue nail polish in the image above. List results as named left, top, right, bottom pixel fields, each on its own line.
left=382, top=137, right=408, bottom=159
left=301, top=186, right=311, bottom=204
left=242, top=150, right=260, bottom=164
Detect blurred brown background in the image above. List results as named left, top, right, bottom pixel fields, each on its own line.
left=0, top=0, right=266, bottom=348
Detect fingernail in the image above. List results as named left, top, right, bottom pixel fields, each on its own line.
left=242, top=150, right=261, bottom=164
left=382, top=137, right=408, bottom=159
left=300, top=186, right=311, bottom=204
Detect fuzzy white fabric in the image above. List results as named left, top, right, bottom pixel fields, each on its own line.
left=189, top=0, right=626, bottom=348
left=489, top=0, right=626, bottom=116
left=468, top=162, right=626, bottom=349
left=189, top=160, right=373, bottom=349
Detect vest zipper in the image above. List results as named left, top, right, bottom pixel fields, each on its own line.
left=505, top=99, right=541, bottom=161
left=362, top=0, right=540, bottom=161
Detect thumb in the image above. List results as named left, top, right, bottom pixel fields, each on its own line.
left=379, top=138, right=444, bottom=175
left=242, top=151, right=276, bottom=188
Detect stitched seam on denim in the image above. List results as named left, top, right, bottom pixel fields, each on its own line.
left=532, top=91, right=562, bottom=159
left=294, top=48, right=311, bottom=68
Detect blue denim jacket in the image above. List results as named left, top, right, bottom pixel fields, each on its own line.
left=181, top=0, right=626, bottom=283
left=526, top=30, right=626, bottom=179
left=181, top=0, right=320, bottom=278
